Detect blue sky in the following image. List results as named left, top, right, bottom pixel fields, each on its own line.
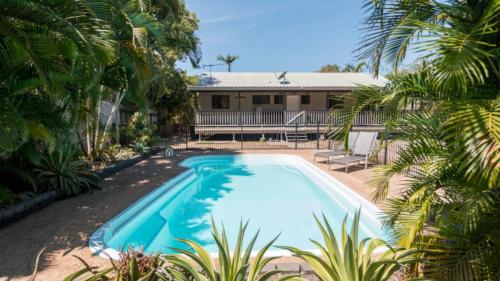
left=177, top=0, right=379, bottom=75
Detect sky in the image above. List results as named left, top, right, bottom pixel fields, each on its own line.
left=177, top=0, right=378, bottom=75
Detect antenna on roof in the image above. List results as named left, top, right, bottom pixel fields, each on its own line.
left=202, top=63, right=225, bottom=79
left=275, top=71, right=289, bottom=85
left=278, top=71, right=287, bottom=80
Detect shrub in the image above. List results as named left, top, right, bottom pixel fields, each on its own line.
left=120, top=112, right=158, bottom=149
left=35, top=145, right=100, bottom=196
left=64, top=249, right=177, bottom=281
left=130, top=141, right=150, bottom=154
left=164, top=218, right=300, bottom=281
left=280, top=210, right=421, bottom=281
left=0, top=185, right=17, bottom=208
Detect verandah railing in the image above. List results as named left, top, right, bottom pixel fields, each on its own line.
left=195, top=110, right=393, bottom=127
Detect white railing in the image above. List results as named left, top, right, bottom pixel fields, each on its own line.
left=195, top=110, right=391, bottom=126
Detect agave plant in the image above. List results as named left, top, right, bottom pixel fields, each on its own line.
left=35, top=145, right=100, bottom=196
left=63, top=248, right=170, bottom=281
left=164, top=218, right=300, bottom=281
left=280, top=210, right=421, bottom=281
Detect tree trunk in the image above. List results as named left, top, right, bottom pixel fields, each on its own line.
left=98, top=89, right=125, bottom=150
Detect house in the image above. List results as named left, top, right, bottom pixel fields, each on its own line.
left=189, top=72, right=387, bottom=140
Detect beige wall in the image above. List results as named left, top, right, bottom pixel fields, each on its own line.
left=196, top=91, right=350, bottom=111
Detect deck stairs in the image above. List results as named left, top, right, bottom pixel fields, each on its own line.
left=284, top=131, right=308, bottom=142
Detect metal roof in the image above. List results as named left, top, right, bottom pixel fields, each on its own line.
left=189, top=72, right=387, bottom=91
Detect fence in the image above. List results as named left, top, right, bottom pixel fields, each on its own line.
left=162, top=123, right=406, bottom=165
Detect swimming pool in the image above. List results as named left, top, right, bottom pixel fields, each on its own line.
left=90, top=154, right=390, bottom=259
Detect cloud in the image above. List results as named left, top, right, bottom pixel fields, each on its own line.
left=201, top=10, right=273, bottom=25
left=202, top=15, right=242, bottom=24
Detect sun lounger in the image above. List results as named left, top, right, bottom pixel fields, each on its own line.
left=313, top=132, right=359, bottom=163
left=329, top=132, right=378, bottom=172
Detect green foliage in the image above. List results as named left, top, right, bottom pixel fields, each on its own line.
left=35, top=145, right=100, bottom=196
left=318, top=63, right=367, bottom=73
left=153, top=70, right=197, bottom=123
left=280, top=210, right=421, bottom=281
left=336, top=0, right=500, bottom=279
left=65, top=214, right=421, bottom=281
left=319, top=64, right=341, bottom=72
left=0, top=0, right=200, bottom=197
left=63, top=249, right=173, bottom=281
left=121, top=112, right=158, bottom=152
left=0, top=185, right=17, bottom=208
left=165, top=218, right=300, bottom=281
left=217, top=54, right=239, bottom=72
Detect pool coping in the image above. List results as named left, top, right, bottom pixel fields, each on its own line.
left=89, top=154, right=389, bottom=260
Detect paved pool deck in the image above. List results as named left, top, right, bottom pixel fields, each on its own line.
left=0, top=149, right=404, bottom=280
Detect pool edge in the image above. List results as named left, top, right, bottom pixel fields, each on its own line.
left=89, top=153, right=389, bottom=260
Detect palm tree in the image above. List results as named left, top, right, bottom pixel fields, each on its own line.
left=0, top=0, right=115, bottom=155
left=0, top=0, right=201, bottom=198
left=217, top=54, right=239, bottom=72
left=342, top=62, right=367, bottom=72
left=333, top=0, right=500, bottom=279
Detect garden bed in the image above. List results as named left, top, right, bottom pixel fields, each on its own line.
left=0, top=147, right=162, bottom=227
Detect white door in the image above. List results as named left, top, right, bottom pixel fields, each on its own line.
left=286, top=95, right=300, bottom=111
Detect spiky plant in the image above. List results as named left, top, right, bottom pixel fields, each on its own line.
left=164, top=218, right=300, bottom=281
left=280, top=210, right=420, bottom=281
left=35, top=145, right=100, bottom=196
left=63, top=249, right=173, bottom=281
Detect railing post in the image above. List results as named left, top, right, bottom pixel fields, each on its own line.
left=295, top=122, right=298, bottom=150
left=316, top=121, right=320, bottom=149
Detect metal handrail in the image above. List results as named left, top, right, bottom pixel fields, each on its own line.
left=285, top=111, right=305, bottom=126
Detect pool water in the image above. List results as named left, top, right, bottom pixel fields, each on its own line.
left=90, top=155, right=390, bottom=258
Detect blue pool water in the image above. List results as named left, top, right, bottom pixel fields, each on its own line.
left=90, top=155, right=390, bottom=258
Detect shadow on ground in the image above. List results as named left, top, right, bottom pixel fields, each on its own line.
left=0, top=149, right=239, bottom=280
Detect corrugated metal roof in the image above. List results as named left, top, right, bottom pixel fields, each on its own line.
left=189, top=72, right=387, bottom=91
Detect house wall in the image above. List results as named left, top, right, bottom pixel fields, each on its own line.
left=196, top=91, right=351, bottom=111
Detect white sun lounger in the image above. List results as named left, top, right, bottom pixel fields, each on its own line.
left=329, top=132, right=378, bottom=172
left=313, top=132, right=359, bottom=163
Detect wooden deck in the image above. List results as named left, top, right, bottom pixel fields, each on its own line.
left=195, top=110, right=389, bottom=134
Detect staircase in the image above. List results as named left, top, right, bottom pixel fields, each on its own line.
left=285, top=131, right=308, bottom=142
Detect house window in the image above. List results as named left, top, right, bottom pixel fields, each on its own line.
left=212, top=95, right=230, bottom=109
left=252, top=95, right=270, bottom=105
left=301, top=95, right=310, bottom=104
left=328, top=96, right=344, bottom=109
left=274, top=95, right=283, bottom=104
